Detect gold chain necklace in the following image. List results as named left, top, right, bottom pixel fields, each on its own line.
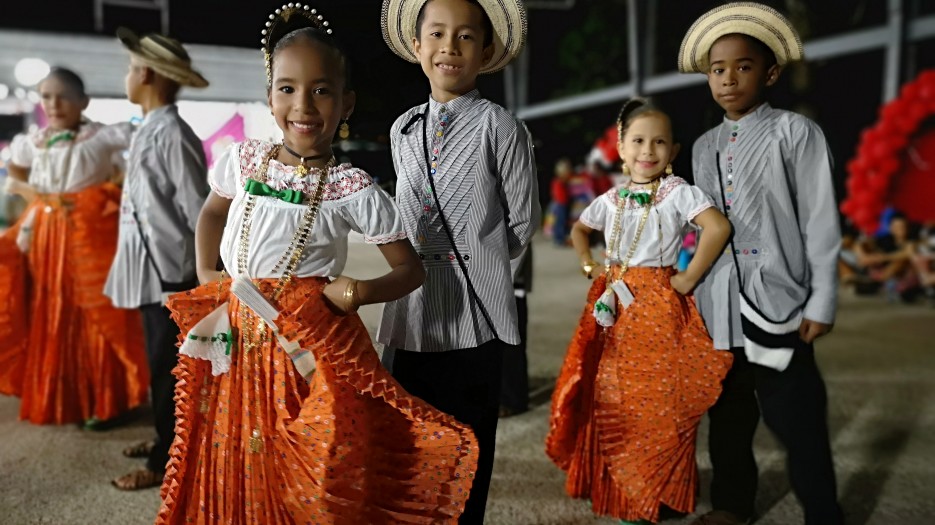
left=605, top=179, right=659, bottom=277
left=236, top=143, right=332, bottom=453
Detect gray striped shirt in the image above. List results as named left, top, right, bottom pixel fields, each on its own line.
left=692, top=103, right=840, bottom=350
left=378, top=90, right=540, bottom=352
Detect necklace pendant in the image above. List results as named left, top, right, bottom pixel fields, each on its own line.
left=294, top=164, right=308, bottom=177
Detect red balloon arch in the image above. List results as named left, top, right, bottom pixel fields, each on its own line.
left=841, top=69, right=935, bottom=234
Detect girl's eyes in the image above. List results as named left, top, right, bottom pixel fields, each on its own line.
left=632, top=138, right=643, bottom=143
left=277, top=87, right=331, bottom=95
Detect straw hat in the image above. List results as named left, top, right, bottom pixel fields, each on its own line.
left=117, top=27, right=209, bottom=88
left=381, top=0, right=528, bottom=74
left=678, top=2, right=803, bottom=74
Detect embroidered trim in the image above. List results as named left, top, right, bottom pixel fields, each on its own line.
left=688, top=202, right=714, bottom=222
left=237, top=139, right=373, bottom=201
left=30, top=121, right=102, bottom=148
left=364, top=231, right=409, bottom=245
left=611, top=176, right=688, bottom=210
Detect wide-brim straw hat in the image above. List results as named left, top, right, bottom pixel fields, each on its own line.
left=117, top=27, right=209, bottom=88
left=678, top=2, right=803, bottom=74
left=381, top=0, right=527, bottom=74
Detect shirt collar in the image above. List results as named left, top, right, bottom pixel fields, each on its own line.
left=429, top=89, right=481, bottom=117
left=723, top=101, right=772, bottom=128
left=141, top=104, right=177, bottom=127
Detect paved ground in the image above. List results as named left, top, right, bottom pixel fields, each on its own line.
left=1, top=238, right=934, bottom=524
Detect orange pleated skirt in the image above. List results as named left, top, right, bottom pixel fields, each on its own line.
left=157, top=278, right=478, bottom=525
left=546, top=268, right=733, bottom=523
left=0, top=184, right=148, bottom=425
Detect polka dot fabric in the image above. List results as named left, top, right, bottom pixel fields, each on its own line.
left=157, top=278, right=478, bottom=524
left=547, top=268, right=732, bottom=522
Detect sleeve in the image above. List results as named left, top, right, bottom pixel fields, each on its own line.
left=578, top=191, right=610, bottom=231
left=342, top=180, right=408, bottom=245
left=672, top=184, right=716, bottom=226
left=793, top=119, right=841, bottom=324
left=207, top=142, right=240, bottom=199
left=497, top=119, right=541, bottom=258
left=9, top=133, right=33, bottom=168
left=95, top=122, right=134, bottom=152
left=165, top=129, right=210, bottom=233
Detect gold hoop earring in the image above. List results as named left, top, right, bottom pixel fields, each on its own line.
left=338, top=119, right=350, bottom=140
left=623, top=164, right=630, bottom=175
left=665, top=163, right=673, bottom=175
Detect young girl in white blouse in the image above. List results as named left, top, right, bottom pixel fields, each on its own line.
left=156, top=6, right=478, bottom=524
left=0, top=68, right=148, bottom=427
left=547, top=98, right=733, bottom=524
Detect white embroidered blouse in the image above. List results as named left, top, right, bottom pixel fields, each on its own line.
left=211, top=139, right=407, bottom=279
left=10, top=121, right=132, bottom=193
left=578, top=176, right=714, bottom=268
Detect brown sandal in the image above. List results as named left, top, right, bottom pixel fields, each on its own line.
left=112, top=468, right=163, bottom=491
left=122, top=440, right=155, bottom=458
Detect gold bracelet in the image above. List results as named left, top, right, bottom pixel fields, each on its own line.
left=343, top=278, right=359, bottom=312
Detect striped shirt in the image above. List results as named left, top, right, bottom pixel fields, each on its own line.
left=692, top=103, right=840, bottom=350
left=378, top=90, right=540, bottom=352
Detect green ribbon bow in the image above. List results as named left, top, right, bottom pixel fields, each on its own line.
left=188, top=329, right=234, bottom=355
left=244, top=178, right=305, bottom=204
left=619, top=188, right=652, bottom=206
left=46, top=130, right=75, bottom=148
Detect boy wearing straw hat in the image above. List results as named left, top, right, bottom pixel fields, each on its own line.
left=379, top=0, right=539, bottom=521
left=105, top=28, right=210, bottom=491
left=679, top=3, right=843, bottom=525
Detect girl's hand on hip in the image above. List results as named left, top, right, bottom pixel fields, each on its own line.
left=322, top=275, right=357, bottom=315
left=670, top=271, right=698, bottom=295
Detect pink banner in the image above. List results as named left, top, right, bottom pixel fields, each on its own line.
left=202, top=113, right=245, bottom=168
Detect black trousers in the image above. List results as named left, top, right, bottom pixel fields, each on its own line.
left=140, top=303, right=181, bottom=474
left=707, top=344, right=844, bottom=525
left=500, top=294, right=529, bottom=413
left=391, top=340, right=505, bottom=525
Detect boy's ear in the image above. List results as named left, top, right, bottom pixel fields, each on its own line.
left=765, top=64, right=782, bottom=87
left=412, top=37, right=422, bottom=60
left=481, top=43, right=494, bottom=66
left=140, top=66, right=155, bottom=86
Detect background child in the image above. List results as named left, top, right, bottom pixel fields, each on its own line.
left=546, top=98, right=733, bottom=524
left=680, top=3, right=845, bottom=524
left=0, top=68, right=147, bottom=427
left=106, top=28, right=210, bottom=490
left=379, top=0, right=539, bottom=521
left=155, top=6, right=478, bottom=523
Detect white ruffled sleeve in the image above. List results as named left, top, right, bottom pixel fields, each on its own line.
left=209, top=142, right=240, bottom=199
left=95, top=121, right=133, bottom=151
left=673, top=184, right=715, bottom=226
left=578, top=189, right=613, bottom=231
left=9, top=133, right=33, bottom=168
left=341, top=181, right=408, bottom=245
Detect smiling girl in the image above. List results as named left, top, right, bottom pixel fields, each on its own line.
left=155, top=5, right=478, bottom=524
left=547, top=98, right=733, bottom=524
left=0, top=68, right=148, bottom=428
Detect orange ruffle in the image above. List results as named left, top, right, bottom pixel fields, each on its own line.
left=157, top=278, right=479, bottom=525
left=0, top=184, right=148, bottom=424
left=546, top=268, right=733, bottom=522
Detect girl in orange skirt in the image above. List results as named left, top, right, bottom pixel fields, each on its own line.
left=155, top=5, right=477, bottom=524
left=0, top=68, right=148, bottom=426
left=546, top=98, right=734, bottom=523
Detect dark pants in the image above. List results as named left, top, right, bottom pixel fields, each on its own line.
left=140, top=303, right=181, bottom=474
left=391, top=340, right=505, bottom=525
left=500, top=294, right=529, bottom=413
left=708, top=344, right=844, bottom=525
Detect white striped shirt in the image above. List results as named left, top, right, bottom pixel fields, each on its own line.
left=378, top=90, right=540, bottom=352
left=692, top=103, right=841, bottom=350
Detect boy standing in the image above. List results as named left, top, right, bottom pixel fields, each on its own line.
left=380, top=0, right=539, bottom=522
left=106, top=28, right=209, bottom=490
left=680, top=4, right=844, bottom=525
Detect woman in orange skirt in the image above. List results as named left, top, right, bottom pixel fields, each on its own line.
left=547, top=98, right=734, bottom=523
left=155, top=6, right=477, bottom=522
left=0, top=68, right=148, bottom=426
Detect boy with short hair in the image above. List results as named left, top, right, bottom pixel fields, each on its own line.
left=105, top=28, right=210, bottom=491
left=380, top=0, right=539, bottom=521
left=680, top=3, right=844, bottom=525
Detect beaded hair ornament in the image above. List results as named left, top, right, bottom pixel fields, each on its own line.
left=260, top=3, right=333, bottom=86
